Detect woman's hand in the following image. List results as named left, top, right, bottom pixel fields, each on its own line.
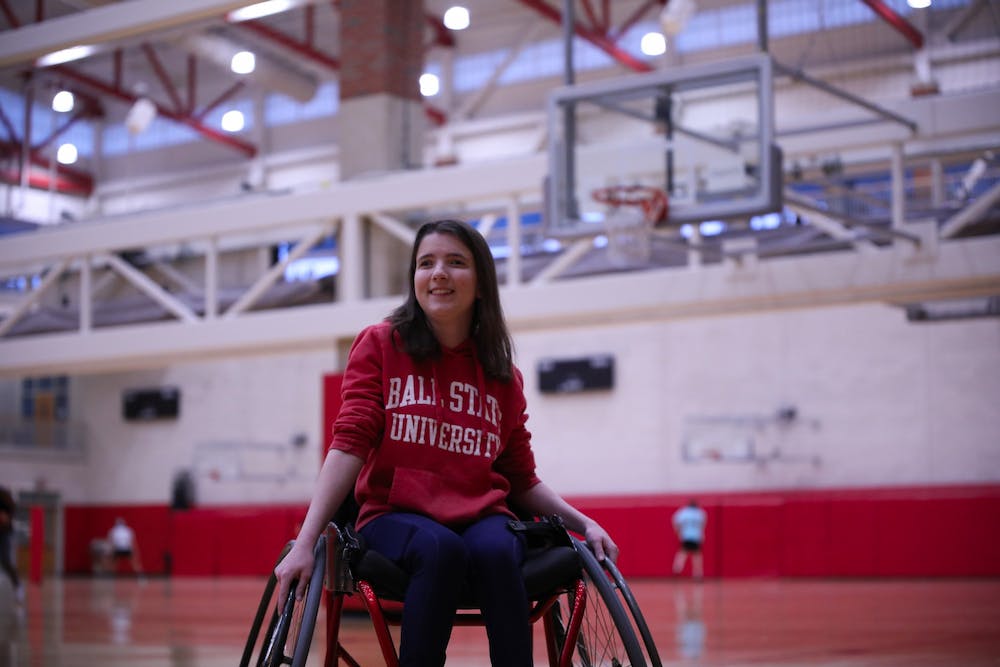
left=583, top=521, right=619, bottom=564
left=274, top=541, right=317, bottom=608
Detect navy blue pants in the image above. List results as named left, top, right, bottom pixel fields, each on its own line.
left=359, top=512, right=531, bottom=667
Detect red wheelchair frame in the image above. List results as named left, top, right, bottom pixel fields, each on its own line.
left=241, top=514, right=661, bottom=667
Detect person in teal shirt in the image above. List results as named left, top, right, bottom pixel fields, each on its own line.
left=672, top=499, right=707, bottom=578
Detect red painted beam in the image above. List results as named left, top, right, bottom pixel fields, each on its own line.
left=424, top=104, right=446, bottom=127
left=514, top=0, right=653, bottom=73
left=142, top=42, right=185, bottom=113
left=52, top=65, right=257, bottom=158
left=0, top=139, right=95, bottom=196
left=236, top=19, right=341, bottom=71
left=0, top=0, right=20, bottom=28
left=424, top=13, right=457, bottom=48
left=859, top=0, right=924, bottom=49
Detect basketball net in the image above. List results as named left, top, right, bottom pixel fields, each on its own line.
left=592, top=185, right=668, bottom=268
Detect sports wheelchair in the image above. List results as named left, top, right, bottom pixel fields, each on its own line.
left=241, top=503, right=661, bottom=666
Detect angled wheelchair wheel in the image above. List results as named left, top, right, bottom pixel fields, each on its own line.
left=240, top=535, right=327, bottom=667
left=600, top=555, right=662, bottom=667
left=547, top=537, right=648, bottom=666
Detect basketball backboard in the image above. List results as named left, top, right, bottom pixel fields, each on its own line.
left=546, top=53, right=782, bottom=233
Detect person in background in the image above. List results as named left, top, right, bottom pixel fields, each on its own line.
left=274, top=219, right=619, bottom=667
left=672, top=498, right=707, bottom=579
left=0, top=487, right=20, bottom=603
left=108, top=517, right=143, bottom=576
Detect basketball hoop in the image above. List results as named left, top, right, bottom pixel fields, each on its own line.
left=592, top=185, right=668, bottom=267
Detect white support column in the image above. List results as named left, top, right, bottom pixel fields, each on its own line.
left=79, top=256, right=92, bottom=333
left=340, top=213, right=364, bottom=302
left=205, top=236, right=218, bottom=320
left=941, top=180, right=1000, bottom=239
left=476, top=213, right=498, bottom=237
left=101, top=253, right=199, bottom=323
left=891, top=142, right=905, bottom=230
left=529, top=238, right=593, bottom=285
left=930, top=158, right=945, bottom=208
left=369, top=213, right=417, bottom=246
left=506, top=197, right=523, bottom=286
left=687, top=226, right=703, bottom=268
left=0, top=258, right=71, bottom=338
left=785, top=191, right=878, bottom=253
left=151, top=261, right=203, bottom=296
left=224, top=223, right=333, bottom=318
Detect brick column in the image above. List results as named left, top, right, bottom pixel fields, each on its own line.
left=338, top=0, right=425, bottom=179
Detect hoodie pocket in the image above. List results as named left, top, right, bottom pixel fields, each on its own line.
left=388, top=466, right=504, bottom=525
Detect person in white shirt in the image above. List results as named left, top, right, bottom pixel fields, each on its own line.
left=672, top=499, right=707, bottom=578
left=108, top=518, right=143, bottom=575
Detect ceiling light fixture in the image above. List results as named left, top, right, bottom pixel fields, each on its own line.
left=443, top=6, right=470, bottom=31
left=221, top=110, right=245, bottom=133
left=231, top=51, right=256, bottom=74
left=419, top=73, right=440, bottom=97
left=57, top=143, right=78, bottom=165
left=126, top=97, right=157, bottom=136
left=659, top=0, right=696, bottom=37
left=640, top=32, right=666, bottom=56
left=52, top=90, right=75, bottom=113
left=228, top=0, right=294, bottom=22
left=907, top=0, right=931, bottom=7
left=36, top=45, right=97, bottom=67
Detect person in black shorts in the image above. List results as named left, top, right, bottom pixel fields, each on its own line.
left=672, top=499, right=707, bottom=578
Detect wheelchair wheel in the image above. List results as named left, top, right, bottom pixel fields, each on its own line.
left=240, top=536, right=327, bottom=667
left=600, top=555, right=662, bottom=667
left=547, top=537, right=648, bottom=666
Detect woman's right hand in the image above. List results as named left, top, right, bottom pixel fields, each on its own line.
left=274, top=541, right=317, bottom=608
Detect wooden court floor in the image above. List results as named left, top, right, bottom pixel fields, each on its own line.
left=1, top=576, right=999, bottom=666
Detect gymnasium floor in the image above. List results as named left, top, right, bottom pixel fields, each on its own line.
left=2, top=576, right=999, bottom=666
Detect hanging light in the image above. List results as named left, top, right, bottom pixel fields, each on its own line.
left=221, top=110, right=245, bottom=132
left=126, top=97, right=157, bottom=135
left=231, top=51, right=256, bottom=74
left=443, top=6, right=470, bottom=31
left=52, top=90, right=75, bottom=113
left=907, top=0, right=931, bottom=7
left=419, top=73, right=440, bottom=97
left=659, top=0, right=697, bottom=37
left=57, top=143, right=78, bottom=165
left=640, top=32, right=667, bottom=56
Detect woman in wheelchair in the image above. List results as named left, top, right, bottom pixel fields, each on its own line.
left=275, top=219, right=619, bottom=667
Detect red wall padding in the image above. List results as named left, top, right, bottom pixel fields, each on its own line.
left=63, top=485, right=1000, bottom=578
left=63, top=505, right=172, bottom=574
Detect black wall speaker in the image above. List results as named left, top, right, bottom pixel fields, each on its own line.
left=537, top=356, right=614, bottom=394
left=123, top=386, right=180, bottom=421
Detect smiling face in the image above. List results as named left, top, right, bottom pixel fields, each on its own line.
left=414, top=231, right=479, bottom=347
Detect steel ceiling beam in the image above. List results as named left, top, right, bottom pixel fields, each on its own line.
left=514, top=0, right=653, bottom=73
left=52, top=65, right=257, bottom=157
left=234, top=18, right=341, bottom=72
left=0, top=141, right=95, bottom=196
left=859, top=0, right=924, bottom=49
left=0, top=0, right=253, bottom=68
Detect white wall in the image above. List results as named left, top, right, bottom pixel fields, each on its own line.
left=1, top=347, right=339, bottom=505
left=3, top=299, right=997, bottom=506
left=514, top=303, right=1000, bottom=497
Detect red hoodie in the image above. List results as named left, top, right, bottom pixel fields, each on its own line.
left=330, top=320, right=541, bottom=530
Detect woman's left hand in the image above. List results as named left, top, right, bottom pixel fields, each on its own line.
left=583, top=522, right=619, bottom=564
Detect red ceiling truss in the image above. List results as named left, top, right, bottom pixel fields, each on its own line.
left=0, top=0, right=930, bottom=199
left=514, top=0, right=663, bottom=73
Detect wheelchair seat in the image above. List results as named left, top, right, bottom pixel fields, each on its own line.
left=344, top=516, right=583, bottom=605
